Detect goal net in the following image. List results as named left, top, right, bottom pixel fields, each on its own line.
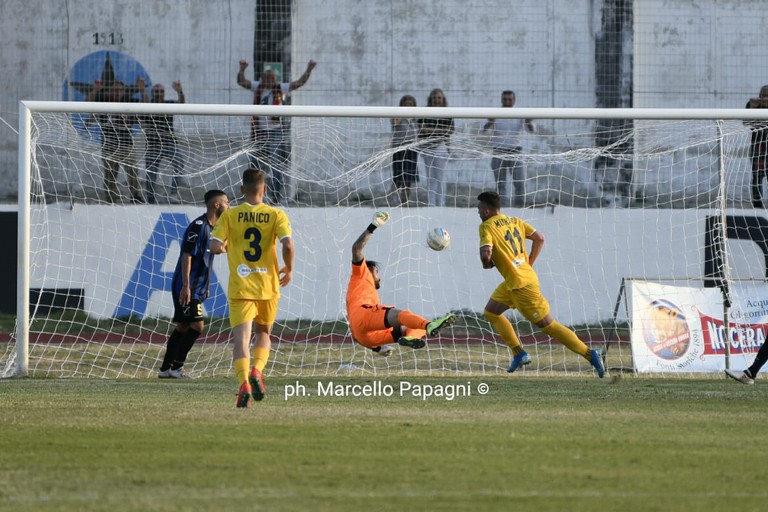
left=4, top=102, right=765, bottom=378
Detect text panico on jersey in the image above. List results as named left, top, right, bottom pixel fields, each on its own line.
left=211, top=202, right=291, bottom=300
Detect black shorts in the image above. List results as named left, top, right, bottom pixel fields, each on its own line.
left=173, top=299, right=205, bottom=323
left=393, top=149, right=419, bottom=186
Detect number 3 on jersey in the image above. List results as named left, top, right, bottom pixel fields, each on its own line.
left=244, top=227, right=262, bottom=261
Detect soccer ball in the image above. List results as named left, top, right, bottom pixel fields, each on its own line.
left=427, top=227, right=451, bottom=251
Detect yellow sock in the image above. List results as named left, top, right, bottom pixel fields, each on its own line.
left=541, top=321, right=590, bottom=359
left=252, top=347, right=270, bottom=373
left=234, top=357, right=250, bottom=385
left=484, top=310, right=523, bottom=353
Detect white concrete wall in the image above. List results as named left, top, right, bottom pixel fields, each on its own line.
left=3, top=0, right=768, bottom=203
left=292, top=0, right=596, bottom=109
left=634, top=0, right=768, bottom=108
left=28, top=204, right=768, bottom=325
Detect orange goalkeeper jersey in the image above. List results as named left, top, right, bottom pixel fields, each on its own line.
left=346, top=259, right=380, bottom=310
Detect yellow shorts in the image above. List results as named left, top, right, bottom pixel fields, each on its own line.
left=229, top=298, right=279, bottom=328
left=490, top=282, right=550, bottom=323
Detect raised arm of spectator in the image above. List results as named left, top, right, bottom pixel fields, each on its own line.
left=134, top=77, right=146, bottom=105
left=524, top=119, right=536, bottom=132
left=237, top=60, right=252, bottom=90
left=85, top=80, right=103, bottom=102
left=289, top=60, right=317, bottom=92
left=172, top=80, right=186, bottom=103
left=139, top=80, right=150, bottom=103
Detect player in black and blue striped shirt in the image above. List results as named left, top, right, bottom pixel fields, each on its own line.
left=158, top=189, right=230, bottom=378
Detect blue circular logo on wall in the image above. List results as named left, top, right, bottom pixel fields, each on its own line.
left=63, top=50, right=152, bottom=101
left=62, top=50, right=152, bottom=141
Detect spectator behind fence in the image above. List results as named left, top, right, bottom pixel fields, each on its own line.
left=237, top=59, right=317, bottom=205
left=85, top=79, right=146, bottom=204
left=483, top=90, right=535, bottom=207
left=745, top=85, right=768, bottom=208
left=391, top=95, right=419, bottom=205
left=141, top=81, right=186, bottom=204
left=418, top=88, right=454, bottom=207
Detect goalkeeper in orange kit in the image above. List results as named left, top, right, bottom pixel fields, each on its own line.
left=476, top=190, right=605, bottom=377
left=346, top=211, right=455, bottom=356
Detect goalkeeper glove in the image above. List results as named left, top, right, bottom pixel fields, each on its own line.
left=367, top=211, right=390, bottom=233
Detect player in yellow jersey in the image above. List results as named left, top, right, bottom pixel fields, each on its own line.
left=209, top=168, right=294, bottom=407
left=476, top=191, right=605, bottom=377
left=346, top=211, right=456, bottom=356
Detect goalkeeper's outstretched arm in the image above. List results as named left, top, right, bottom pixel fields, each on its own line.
left=351, top=211, right=389, bottom=264
left=351, top=230, right=373, bottom=265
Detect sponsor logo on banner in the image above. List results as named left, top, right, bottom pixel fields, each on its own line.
left=699, top=314, right=767, bottom=355
left=629, top=280, right=766, bottom=373
left=641, top=298, right=692, bottom=360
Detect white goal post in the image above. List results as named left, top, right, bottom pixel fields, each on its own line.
left=6, top=101, right=768, bottom=378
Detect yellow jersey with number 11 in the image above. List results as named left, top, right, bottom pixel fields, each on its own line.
left=479, top=214, right=538, bottom=289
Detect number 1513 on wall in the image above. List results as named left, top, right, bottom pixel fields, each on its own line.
left=93, top=32, right=124, bottom=45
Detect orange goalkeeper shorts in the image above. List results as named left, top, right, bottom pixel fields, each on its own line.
left=348, top=304, right=395, bottom=349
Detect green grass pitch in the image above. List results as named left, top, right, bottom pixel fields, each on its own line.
left=0, top=376, right=766, bottom=512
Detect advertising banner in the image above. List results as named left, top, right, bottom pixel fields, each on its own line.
left=629, top=280, right=767, bottom=372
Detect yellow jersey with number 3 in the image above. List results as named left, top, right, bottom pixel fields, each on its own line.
left=210, top=202, right=291, bottom=300
left=479, top=214, right=538, bottom=289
